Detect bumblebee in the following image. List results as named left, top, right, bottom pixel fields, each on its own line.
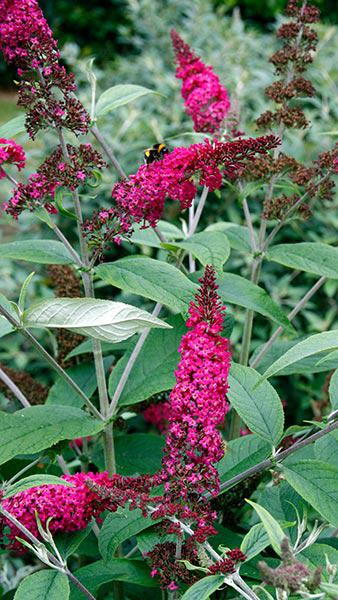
left=143, top=143, right=169, bottom=165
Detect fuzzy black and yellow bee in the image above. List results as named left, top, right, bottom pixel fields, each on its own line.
left=143, top=143, right=169, bottom=165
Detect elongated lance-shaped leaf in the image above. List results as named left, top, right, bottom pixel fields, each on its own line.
left=23, top=297, right=171, bottom=343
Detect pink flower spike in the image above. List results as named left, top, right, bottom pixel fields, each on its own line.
left=171, top=30, right=231, bottom=134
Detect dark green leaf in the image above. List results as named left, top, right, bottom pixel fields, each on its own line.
left=206, top=222, right=253, bottom=252
left=282, top=460, right=338, bottom=526
left=315, top=431, right=338, bottom=468
left=0, top=241, right=74, bottom=264
left=228, top=364, right=284, bottom=446
left=267, top=243, right=338, bottom=279
left=99, top=507, right=158, bottom=562
left=96, top=84, right=160, bottom=118
left=164, top=231, right=230, bottom=272
left=217, top=274, right=295, bottom=334
left=96, top=257, right=197, bottom=313
left=55, top=526, right=93, bottom=559
left=329, top=369, right=338, bottom=410
left=46, top=359, right=111, bottom=409
left=217, top=434, right=271, bottom=492
left=69, top=559, right=156, bottom=600
left=116, top=434, right=164, bottom=476
left=261, top=331, right=338, bottom=381
left=241, top=523, right=270, bottom=561
left=14, top=570, right=69, bottom=600
left=4, top=475, right=74, bottom=499
left=181, top=575, right=225, bottom=600
left=0, top=406, right=105, bottom=465
left=109, top=315, right=186, bottom=407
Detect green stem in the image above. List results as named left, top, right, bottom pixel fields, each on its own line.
left=0, top=305, right=103, bottom=421
left=57, top=129, right=115, bottom=476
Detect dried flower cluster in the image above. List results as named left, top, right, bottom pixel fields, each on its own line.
left=1, top=472, right=111, bottom=554
left=0, top=0, right=89, bottom=138
left=83, top=135, right=279, bottom=250
left=0, top=138, right=26, bottom=179
left=257, top=0, right=319, bottom=131
left=147, top=540, right=199, bottom=591
left=258, top=538, right=322, bottom=594
left=171, top=29, right=230, bottom=134
left=0, top=363, right=48, bottom=406
left=3, top=143, right=106, bottom=219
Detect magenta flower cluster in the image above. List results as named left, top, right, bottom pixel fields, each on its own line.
left=156, top=265, right=231, bottom=501
left=1, top=471, right=111, bottom=553
left=0, top=138, right=26, bottom=179
left=3, top=143, right=106, bottom=219
left=84, top=135, right=279, bottom=249
left=171, top=30, right=231, bottom=134
left=0, top=0, right=89, bottom=138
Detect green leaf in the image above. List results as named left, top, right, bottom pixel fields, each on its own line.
left=0, top=240, right=74, bottom=264
left=137, top=527, right=177, bottom=555
left=18, top=272, right=35, bottom=312
left=23, top=298, right=171, bottom=343
left=99, top=507, right=157, bottom=562
left=329, top=369, right=338, bottom=410
left=261, top=331, right=338, bottom=381
left=55, top=525, right=93, bottom=559
left=181, top=575, right=225, bottom=600
left=129, top=220, right=183, bottom=249
left=164, top=231, right=231, bottom=272
left=253, top=337, right=338, bottom=376
left=4, top=475, right=74, bottom=499
left=206, top=222, right=253, bottom=253
left=54, top=187, right=77, bottom=220
left=47, top=359, right=111, bottom=409
left=0, top=406, right=105, bottom=465
left=0, top=292, right=17, bottom=337
left=95, top=84, right=159, bottom=118
left=96, top=257, right=197, bottom=313
left=282, top=460, right=338, bottom=526
left=267, top=243, right=338, bottom=279
left=300, top=543, right=338, bottom=582
left=217, top=434, right=271, bottom=491
left=217, top=273, right=295, bottom=334
left=109, top=315, right=186, bottom=407
left=246, top=499, right=285, bottom=556
left=320, top=583, right=338, bottom=597
left=316, top=349, right=338, bottom=368
left=66, top=338, right=131, bottom=360
left=240, top=523, right=270, bottom=561
left=115, top=434, right=164, bottom=476
left=228, top=364, right=284, bottom=446
left=0, top=114, right=26, bottom=138
left=315, top=430, right=338, bottom=467
left=69, top=559, right=156, bottom=600
left=14, top=570, right=69, bottom=600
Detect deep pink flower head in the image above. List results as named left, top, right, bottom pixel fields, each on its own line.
left=1, top=471, right=111, bottom=554
left=0, top=0, right=89, bottom=138
left=171, top=30, right=231, bottom=134
left=0, top=138, right=25, bottom=179
left=84, top=134, right=279, bottom=250
left=143, top=400, right=171, bottom=433
left=158, top=265, right=231, bottom=500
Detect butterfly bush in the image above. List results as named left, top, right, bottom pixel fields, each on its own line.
left=171, top=29, right=231, bottom=134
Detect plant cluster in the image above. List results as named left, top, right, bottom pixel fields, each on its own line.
left=0, top=1, right=337, bottom=600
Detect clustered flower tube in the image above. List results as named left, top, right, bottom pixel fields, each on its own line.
left=171, top=29, right=231, bottom=134
left=0, top=0, right=89, bottom=138
left=0, top=138, right=26, bottom=179
left=83, top=134, right=279, bottom=250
